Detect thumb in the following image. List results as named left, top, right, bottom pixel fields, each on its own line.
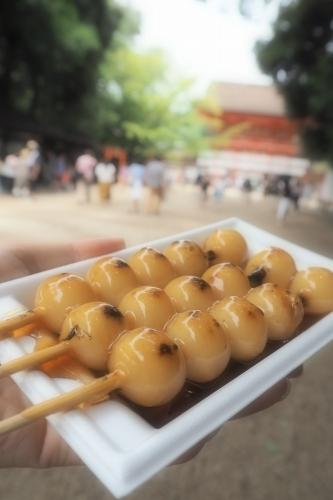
left=70, top=239, right=125, bottom=261
left=0, top=239, right=125, bottom=281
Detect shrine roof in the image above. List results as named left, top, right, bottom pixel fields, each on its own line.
left=211, top=82, right=286, bottom=116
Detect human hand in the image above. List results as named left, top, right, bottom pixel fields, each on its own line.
left=0, top=239, right=124, bottom=283
left=234, top=365, right=303, bottom=418
left=173, top=366, right=303, bottom=464
left=0, top=238, right=124, bottom=467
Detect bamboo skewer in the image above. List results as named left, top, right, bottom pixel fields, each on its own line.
left=0, top=301, right=128, bottom=378
left=0, top=370, right=123, bottom=435
left=0, top=310, right=39, bottom=337
left=0, top=342, right=71, bottom=378
left=0, top=326, right=96, bottom=383
left=0, top=328, right=187, bottom=436
left=0, top=274, right=97, bottom=339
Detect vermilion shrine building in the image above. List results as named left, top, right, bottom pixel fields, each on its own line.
left=199, top=82, right=309, bottom=176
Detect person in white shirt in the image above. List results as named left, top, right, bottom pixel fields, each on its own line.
left=0, top=154, right=18, bottom=193
left=95, top=161, right=116, bottom=202
left=128, top=161, right=145, bottom=212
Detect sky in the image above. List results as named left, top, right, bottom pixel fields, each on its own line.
left=121, top=0, right=277, bottom=93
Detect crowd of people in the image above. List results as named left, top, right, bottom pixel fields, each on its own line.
left=0, top=143, right=168, bottom=215
left=196, top=168, right=330, bottom=219
left=1, top=140, right=332, bottom=221
left=74, top=151, right=167, bottom=214
left=0, top=140, right=41, bottom=197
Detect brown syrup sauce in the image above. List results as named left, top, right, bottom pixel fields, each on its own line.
left=120, top=314, right=323, bottom=428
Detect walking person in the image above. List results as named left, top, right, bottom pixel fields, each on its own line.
left=12, top=148, right=31, bottom=197
left=26, top=140, right=41, bottom=190
left=75, top=151, right=97, bottom=203
left=290, top=177, right=303, bottom=210
left=319, top=169, right=333, bottom=211
left=12, top=140, right=41, bottom=197
left=242, top=178, right=253, bottom=203
left=144, top=157, right=166, bottom=214
left=0, top=154, right=18, bottom=193
left=128, top=160, right=145, bottom=212
left=95, top=159, right=116, bottom=202
left=276, top=176, right=293, bottom=223
left=197, top=172, right=210, bottom=203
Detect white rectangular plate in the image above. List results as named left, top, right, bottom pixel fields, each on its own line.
left=0, top=218, right=332, bottom=497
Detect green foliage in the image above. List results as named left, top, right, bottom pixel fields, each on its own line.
left=0, top=0, right=205, bottom=158
left=3, top=0, right=290, bottom=159
left=0, top=0, right=127, bottom=143
left=256, top=0, right=333, bottom=166
left=98, top=48, right=207, bottom=158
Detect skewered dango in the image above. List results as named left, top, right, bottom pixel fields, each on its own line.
left=0, top=328, right=186, bottom=434
left=86, top=256, right=140, bottom=306
left=164, top=276, right=216, bottom=312
left=246, top=284, right=304, bottom=341
left=289, top=267, right=333, bottom=315
left=163, top=240, right=208, bottom=276
left=0, top=302, right=127, bottom=377
left=202, top=263, right=250, bottom=299
left=128, top=247, right=177, bottom=288
left=109, top=327, right=186, bottom=406
left=0, top=273, right=96, bottom=337
left=165, top=310, right=230, bottom=382
left=209, top=297, right=267, bottom=362
left=203, top=229, right=248, bottom=266
left=245, top=247, right=296, bottom=288
left=119, top=286, right=176, bottom=330
left=0, top=223, right=330, bottom=439
left=34, top=274, right=97, bottom=333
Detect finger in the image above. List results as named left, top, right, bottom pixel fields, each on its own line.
left=171, top=379, right=292, bottom=463
left=233, top=378, right=291, bottom=419
left=171, top=430, right=219, bottom=465
left=71, top=239, right=125, bottom=261
left=38, top=424, right=82, bottom=467
left=2, top=239, right=125, bottom=279
left=0, top=250, right=30, bottom=282
left=171, top=440, right=208, bottom=465
left=0, top=378, right=81, bottom=468
left=287, top=365, right=303, bottom=379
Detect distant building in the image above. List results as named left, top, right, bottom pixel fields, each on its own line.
left=199, top=82, right=310, bottom=177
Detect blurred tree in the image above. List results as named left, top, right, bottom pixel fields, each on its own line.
left=0, top=0, right=248, bottom=158
left=256, top=0, right=333, bottom=166
left=0, top=0, right=131, bottom=147
left=98, top=48, right=207, bottom=158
